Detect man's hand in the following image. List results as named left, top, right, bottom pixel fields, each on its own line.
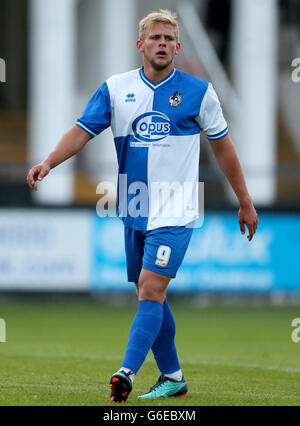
left=238, top=200, right=258, bottom=242
left=209, top=135, right=258, bottom=241
left=26, top=160, right=51, bottom=190
left=26, top=126, right=92, bottom=190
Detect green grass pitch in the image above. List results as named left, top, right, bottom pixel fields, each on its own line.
left=0, top=299, right=300, bottom=406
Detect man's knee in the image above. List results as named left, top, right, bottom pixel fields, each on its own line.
left=138, top=279, right=159, bottom=301
left=138, top=271, right=170, bottom=303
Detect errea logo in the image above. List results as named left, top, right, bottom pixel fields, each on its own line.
left=125, top=93, right=136, bottom=102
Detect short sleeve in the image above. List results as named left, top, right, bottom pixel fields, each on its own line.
left=76, top=82, right=111, bottom=137
left=196, top=83, right=228, bottom=140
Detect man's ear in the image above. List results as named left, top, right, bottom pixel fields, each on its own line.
left=136, top=39, right=144, bottom=53
left=175, top=42, right=181, bottom=55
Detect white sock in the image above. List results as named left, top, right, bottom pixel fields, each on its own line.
left=164, top=369, right=183, bottom=381
left=119, top=367, right=135, bottom=383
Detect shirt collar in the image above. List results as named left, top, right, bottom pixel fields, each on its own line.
left=139, top=67, right=176, bottom=90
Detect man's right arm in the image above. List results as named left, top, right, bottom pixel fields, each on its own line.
left=27, top=125, right=91, bottom=190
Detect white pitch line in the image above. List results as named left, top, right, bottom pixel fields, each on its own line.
left=182, top=358, right=300, bottom=375
left=0, top=383, right=100, bottom=392
left=2, top=351, right=300, bottom=375
left=1, top=383, right=299, bottom=402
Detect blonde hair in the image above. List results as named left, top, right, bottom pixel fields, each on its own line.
left=139, top=9, right=179, bottom=42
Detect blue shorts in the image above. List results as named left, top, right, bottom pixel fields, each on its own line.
left=124, top=225, right=194, bottom=282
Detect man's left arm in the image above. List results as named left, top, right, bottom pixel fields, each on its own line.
left=209, top=133, right=258, bottom=241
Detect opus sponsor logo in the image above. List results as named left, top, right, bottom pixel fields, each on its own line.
left=132, top=111, right=170, bottom=142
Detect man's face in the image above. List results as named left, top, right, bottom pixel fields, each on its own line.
left=137, top=23, right=181, bottom=71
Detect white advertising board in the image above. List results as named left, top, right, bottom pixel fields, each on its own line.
left=0, top=209, right=90, bottom=290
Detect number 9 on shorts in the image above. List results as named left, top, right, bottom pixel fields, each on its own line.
left=155, top=245, right=171, bottom=267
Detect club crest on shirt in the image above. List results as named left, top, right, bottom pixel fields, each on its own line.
left=169, top=91, right=182, bottom=107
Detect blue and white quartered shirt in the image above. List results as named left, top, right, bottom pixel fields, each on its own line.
left=77, top=67, right=228, bottom=231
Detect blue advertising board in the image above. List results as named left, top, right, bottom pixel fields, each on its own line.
left=90, top=212, right=300, bottom=293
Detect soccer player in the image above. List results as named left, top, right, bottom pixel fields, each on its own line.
left=27, top=10, right=258, bottom=402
